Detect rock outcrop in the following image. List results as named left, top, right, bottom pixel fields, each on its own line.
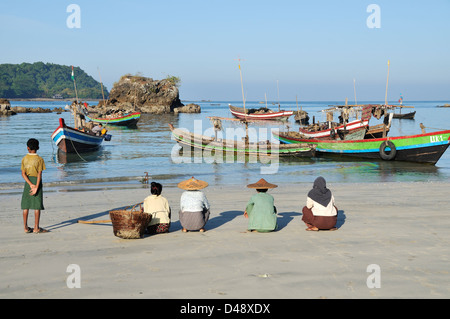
left=93, top=75, right=200, bottom=114
left=0, top=99, right=15, bottom=116
left=174, top=103, right=201, bottom=114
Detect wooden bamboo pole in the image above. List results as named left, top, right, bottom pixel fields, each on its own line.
left=385, top=60, right=390, bottom=106
left=97, top=67, right=106, bottom=103
left=78, top=219, right=111, bottom=224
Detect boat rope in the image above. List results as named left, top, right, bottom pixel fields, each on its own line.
left=422, top=125, right=447, bottom=131
left=68, top=135, right=88, bottom=162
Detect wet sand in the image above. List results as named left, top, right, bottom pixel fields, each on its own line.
left=1, top=181, right=449, bottom=299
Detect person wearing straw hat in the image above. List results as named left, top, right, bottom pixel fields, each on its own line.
left=178, top=177, right=210, bottom=232
left=244, top=178, right=278, bottom=233
left=302, top=176, right=338, bottom=231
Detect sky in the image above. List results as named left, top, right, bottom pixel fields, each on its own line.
left=1, top=0, right=449, bottom=101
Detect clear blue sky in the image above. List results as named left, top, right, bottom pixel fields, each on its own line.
left=1, top=0, right=449, bottom=101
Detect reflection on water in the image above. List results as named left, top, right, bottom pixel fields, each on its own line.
left=53, top=148, right=108, bottom=164
left=310, top=157, right=440, bottom=183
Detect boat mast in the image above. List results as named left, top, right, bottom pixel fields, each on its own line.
left=277, top=80, right=280, bottom=111
left=97, top=67, right=106, bottom=104
left=385, top=60, right=390, bottom=106
left=236, top=57, right=246, bottom=116
left=236, top=57, right=249, bottom=142
left=71, top=65, right=79, bottom=129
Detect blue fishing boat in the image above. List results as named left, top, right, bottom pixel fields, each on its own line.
left=51, top=118, right=109, bottom=153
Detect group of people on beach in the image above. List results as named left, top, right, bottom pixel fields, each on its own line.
left=21, top=138, right=338, bottom=234
left=143, top=176, right=338, bottom=234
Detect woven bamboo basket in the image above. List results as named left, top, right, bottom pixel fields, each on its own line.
left=109, top=204, right=151, bottom=239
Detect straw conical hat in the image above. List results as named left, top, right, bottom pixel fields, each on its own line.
left=178, top=177, right=208, bottom=190
left=246, top=178, right=278, bottom=189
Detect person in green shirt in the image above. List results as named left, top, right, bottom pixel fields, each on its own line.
left=21, top=138, right=48, bottom=234
left=244, top=178, right=278, bottom=232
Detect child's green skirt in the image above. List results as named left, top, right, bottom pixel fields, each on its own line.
left=21, top=176, right=44, bottom=210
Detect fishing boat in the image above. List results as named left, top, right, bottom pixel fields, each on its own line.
left=298, top=118, right=370, bottom=139
left=84, top=111, right=141, bottom=127
left=169, top=123, right=315, bottom=158
left=52, top=118, right=110, bottom=153
left=302, top=103, right=393, bottom=140
left=390, top=94, right=415, bottom=119
left=388, top=104, right=415, bottom=119
left=229, top=104, right=293, bottom=121
left=53, top=66, right=111, bottom=153
left=273, top=129, right=450, bottom=164
left=392, top=110, right=416, bottom=119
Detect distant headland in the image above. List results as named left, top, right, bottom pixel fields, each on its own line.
left=0, top=62, right=107, bottom=99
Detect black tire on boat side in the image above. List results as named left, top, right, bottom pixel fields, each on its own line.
left=379, top=140, right=397, bottom=160
left=330, top=129, right=336, bottom=139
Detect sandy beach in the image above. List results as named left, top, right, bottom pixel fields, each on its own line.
left=1, top=181, right=449, bottom=300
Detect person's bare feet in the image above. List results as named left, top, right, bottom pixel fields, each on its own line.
left=33, top=228, right=49, bottom=234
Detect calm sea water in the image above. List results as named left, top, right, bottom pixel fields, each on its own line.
left=1, top=100, right=449, bottom=195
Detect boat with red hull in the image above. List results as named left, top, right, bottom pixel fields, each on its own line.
left=229, top=104, right=293, bottom=121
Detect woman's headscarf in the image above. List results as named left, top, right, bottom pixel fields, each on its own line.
left=308, top=176, right=332, bottom=207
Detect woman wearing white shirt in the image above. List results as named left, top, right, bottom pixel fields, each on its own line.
left=302, top=176, right=338, bottom=231
left=178, top=177, right=210, bottom=232
left=143, top=182, right=171, bottom=234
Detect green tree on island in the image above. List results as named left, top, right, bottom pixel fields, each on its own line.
left=0, top=62, right=108, bottom=99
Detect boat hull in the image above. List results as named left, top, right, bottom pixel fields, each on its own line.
left=169, top=124, right=315, bottom=157
left=299, top=118, right=369, bottom=139
left=51, top=118, right=104, bottom=153
left=85, top=112, right=141, bottom=126
left=273, top=130, right=450, bottom=164
left=229, top=105, right=293, bottom=121
left=392, top=111, right=416, bottom=119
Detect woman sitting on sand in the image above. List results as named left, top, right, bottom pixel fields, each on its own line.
left=143, top=182, right=171, bottom=234
left=178, top=177, right=210, bottom=232
left=302, top=176, right=338, bottom=231
left=244, top=178, right=278, bottom=232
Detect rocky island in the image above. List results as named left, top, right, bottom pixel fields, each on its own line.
left=89, top=75, right=200, bottom=114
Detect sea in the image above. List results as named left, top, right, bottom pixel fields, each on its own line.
left=1, top=100, right=449, bottom=195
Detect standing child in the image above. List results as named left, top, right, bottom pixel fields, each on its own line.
left=21, top=138, right=48, bottom=233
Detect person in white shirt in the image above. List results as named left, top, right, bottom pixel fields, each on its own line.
left=178, top=177, right=210, bottom=232
left=302, top=176, right=338, bottom=231
left=92, top=123, right=103, bottom=135
left=143, top=182, right=171, bottom=234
